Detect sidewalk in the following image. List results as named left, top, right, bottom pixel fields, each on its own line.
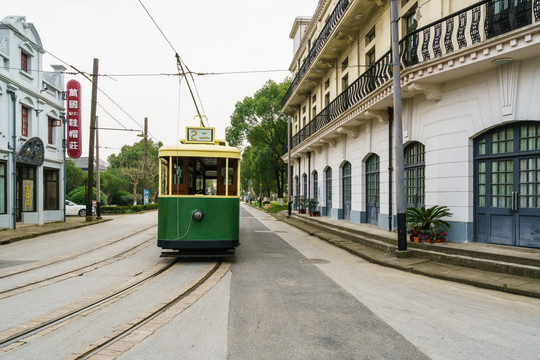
left=0, top=217, right=111, bottom=245
left=271, top=209, right=540, bottom=299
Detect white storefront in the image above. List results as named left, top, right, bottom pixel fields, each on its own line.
left=0, top=15, right=66, bottom=228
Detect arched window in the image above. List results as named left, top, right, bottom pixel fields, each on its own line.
left=366, top=154, right=380, bottom=224
left=325, top=167, right=332, bottom=215
left=302, top=173, right=307, bottom=198
left=404, top=142, right=425, bottom=207
left=342, top=162, right=351, bottom=220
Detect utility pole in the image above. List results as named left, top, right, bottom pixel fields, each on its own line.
left=86, top=58, right=99, bottom=221
left=391, top=0, right=408, bottom=254
left=138, top=117, right=148, bottom=205
left=95, top=116, right=101, bottom=219
left=287, top=116, right=292, bottom=217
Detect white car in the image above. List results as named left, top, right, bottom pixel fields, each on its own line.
left=65, top=200, right=95, bottom=217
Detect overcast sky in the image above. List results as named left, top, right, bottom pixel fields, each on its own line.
left=3, top=0, right=316, bottom=159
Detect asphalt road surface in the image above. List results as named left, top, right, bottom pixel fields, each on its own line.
left=228, top=207, right=430, bottom=359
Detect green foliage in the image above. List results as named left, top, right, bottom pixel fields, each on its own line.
left=305, top=198, right=318, bottom=212
left=67, top=186, right=107, bottom=205
left=226, top=79, right=291, bottom=199
left=100, top=168, right=130, bottom=201
left=406, top=205, right=452, bottom=232
left=107, top=138, right=162, bottom=204
left=65, top=159, right=86, bottom=193
left=100, top=203, right=157, bottom=214
left=110, top=190, right=133, bottom=206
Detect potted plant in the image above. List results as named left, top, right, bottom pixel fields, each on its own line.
left=293, top=195, right=306, bottom=214
left=306, top=198, right=320, bottom=216
left=406, top=205, right=452, bottom=242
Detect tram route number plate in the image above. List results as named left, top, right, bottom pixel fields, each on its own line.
left=186, top=127, right=214, bottom=143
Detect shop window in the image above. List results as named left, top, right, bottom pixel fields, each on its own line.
left=44, top=169, right=59, bottom=210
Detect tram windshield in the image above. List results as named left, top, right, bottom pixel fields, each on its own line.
left=159, top=156, right=238, bottom=196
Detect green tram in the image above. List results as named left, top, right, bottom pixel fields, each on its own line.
left=157, top=130, right=241, bottom=255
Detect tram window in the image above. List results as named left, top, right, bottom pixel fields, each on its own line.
left=172, top=158, right=184, bottom=184
left=160, top=158, right=169, bottom=195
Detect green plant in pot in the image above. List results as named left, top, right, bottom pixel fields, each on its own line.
left=305, top=198, right=320, bottom=216
left=406, top=205, right=452, bottom=243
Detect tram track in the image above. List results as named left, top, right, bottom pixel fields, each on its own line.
left=0, top=257, right=180, bottom=351
left=0, top=235, right=156, bottom=300
left=0, top=224, right=157, bottom=280
left=71, top=259, right=230, bottom=360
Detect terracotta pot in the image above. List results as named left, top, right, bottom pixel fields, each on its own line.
left=435, top=239, right=442, bottom=243
left=425, top=239, right=432, bottom=243
left=413, top=236, right=420, bottom=243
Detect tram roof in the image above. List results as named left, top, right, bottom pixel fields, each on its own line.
left=159, top=143, right=241, bottom=159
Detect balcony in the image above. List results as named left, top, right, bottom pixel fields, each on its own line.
left=285, top=0, right=540, bottom=153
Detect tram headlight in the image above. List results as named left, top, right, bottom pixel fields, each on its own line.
left=192, top=209, right=204, bottom=221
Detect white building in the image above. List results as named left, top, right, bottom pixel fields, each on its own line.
left=0, top=15, right=66, bottom=228
left=283, top=0, right=540, bottom=248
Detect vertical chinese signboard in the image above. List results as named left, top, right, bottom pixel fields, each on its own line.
left=66, top=80, right=82, bottom=159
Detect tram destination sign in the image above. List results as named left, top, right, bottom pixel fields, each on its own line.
left=185, top=127, right=214, bottom=144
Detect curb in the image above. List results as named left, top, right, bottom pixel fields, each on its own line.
left=270, top=211, right=540, bottom=299
left=0, top=218, right=112, bottom=246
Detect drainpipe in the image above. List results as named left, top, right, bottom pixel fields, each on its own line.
left=388, top=107, right=393, bottom=231
left=7, top=89, right=17, bottom=230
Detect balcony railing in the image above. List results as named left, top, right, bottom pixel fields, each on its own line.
left=282, top=0, right=351, bottom=108
left=286, top=0, right=540, bottom=153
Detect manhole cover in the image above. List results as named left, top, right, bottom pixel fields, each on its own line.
left=302, top=258, right=330, bottom=264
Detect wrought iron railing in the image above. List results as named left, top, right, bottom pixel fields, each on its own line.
left=282, top=0, right=351, bottom=108
left=286, top=0, right=540, bottom=153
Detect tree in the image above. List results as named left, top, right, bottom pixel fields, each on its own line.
left=226, top=79, right=290, bottom=200
left=99, top=167, right=130, bottom=205
left=65, top=159, right=86, bottom=194
left=108, top=139, right=162, bottom=204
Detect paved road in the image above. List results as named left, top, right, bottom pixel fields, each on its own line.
left=232, top=204, right=540, bottom=360
left=228, top=207, right=429, bottom=359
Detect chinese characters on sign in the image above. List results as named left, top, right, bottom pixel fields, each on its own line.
left=186, top=127, right=214, bottom=143
left=66, top=80, right=82, bottom=159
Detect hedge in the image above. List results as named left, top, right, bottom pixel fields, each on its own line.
left=100, top=203, right=158, bottom=214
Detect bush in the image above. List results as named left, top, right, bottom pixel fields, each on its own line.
left=100, top=203, right=157, bottom=214
left=67, top=186, right=107, bottom=205
left=111, top=190, right=133, bottom=206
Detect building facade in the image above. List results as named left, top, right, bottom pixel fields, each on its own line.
left=0, top=16, right=66, bottom=228
left=283, top=0, right=540, bottom=248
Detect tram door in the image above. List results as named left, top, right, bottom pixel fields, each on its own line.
left=475, top=124, right=540, bottom=248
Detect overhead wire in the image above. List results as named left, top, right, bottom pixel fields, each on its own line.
left=0, top=19, right=155, bottom=144
left=138, top=0, right=208, bottom=126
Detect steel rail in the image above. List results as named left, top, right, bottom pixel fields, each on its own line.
left=0, top=235, right=156, bottom=299
left=0, top=224, right=156, bottom=280
left=0, top=258, right=179, bottom=349
left=75, top=260, right=223, bottom=360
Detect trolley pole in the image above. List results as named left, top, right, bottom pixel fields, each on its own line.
left=391, top=0, right=408, bottom=254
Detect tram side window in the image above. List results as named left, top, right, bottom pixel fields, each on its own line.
left=160, top=158, right=169, bottom=195
left=171, top=157, right=188, bottom=195
left=217, top=158, right=238, bottom=196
